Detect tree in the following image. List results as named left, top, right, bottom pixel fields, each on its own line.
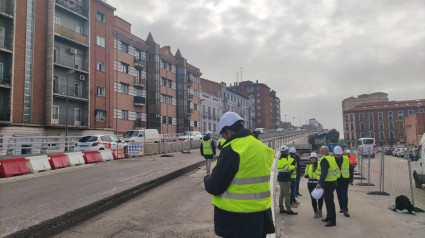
left=327, top=129, right=340, bottom=143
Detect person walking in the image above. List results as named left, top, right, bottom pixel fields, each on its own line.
left=204, top=112, right=275, bottom=238
left=334, top=146, right=351, bottom=217
left=200, top=130, right=216, bottom=175
left=289, top=147, right=299, bottom=207
left=316, top=146, right=339, bottom=227
left=277, top=145, right=298, bottom=215
left=304, top=152, right=323, bottom=218
left=295, top=151, right=303, bottom=197
left=346, top=150, right=357, bottom=185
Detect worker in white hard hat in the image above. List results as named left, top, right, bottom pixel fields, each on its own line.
left=204, top=112, right=276, bottom=237
left=304, top=152, right=323, bottom=218
left=277, top=145, right=298, bottom=215
left=345, top=150, right=357, bottom=185
left=200, top=130, right=216, bottom=175
left=334, top=146, right=350, bottom=217
left=288, top=147, right=299, bottom=206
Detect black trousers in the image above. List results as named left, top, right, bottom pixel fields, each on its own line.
left=323, top=181, right=337, bottom=223
left=308, top=183, right=323, bottom=212
left=349, top=165, right=355, bottom=184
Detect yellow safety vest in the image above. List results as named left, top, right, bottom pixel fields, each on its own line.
left=277, top=157, right=295, bottom=173
left=220, top=139, right=226, bottom=147
left=305, top=164, right=319, bottom=183
left=212, top=135, right=274, bottom=213
left=289, top=156, right=297, bottom=179
left=336, top=156, right=350, bottom=179
left=202, top=139, right=213, bottom=155
left=317, top=155, right=339, bottom=182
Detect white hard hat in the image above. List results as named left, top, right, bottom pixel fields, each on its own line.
left=218, top=112, right=243, bottom=133
left=205, top=130, right=212, bottom=135
left=310, top=152, right=318, bottom=158
left=333, top=146, right=343, bottom=155
left=289, top=147, right=296, bottom=153
left=311, top=187, right=324, bottom=200
left=346, top=150, right=351, bottom=154
left=280, top=145, right=289, bottom=151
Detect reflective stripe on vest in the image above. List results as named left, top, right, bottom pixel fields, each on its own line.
left=277, top=157, right=293, bottom=172
left=202, top=139, right=213, bottom=155
left=317, top=155, right=339, bottom=181
left=337, top=156, right=350, bottom=179
left=212, top=135, right=274, bottom=213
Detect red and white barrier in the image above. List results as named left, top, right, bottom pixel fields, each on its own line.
left=48, top=154, right=69, bottom=169
left=112, top=149, right=125, bottom=160
left=66, top=152, right=86, bottom=166
left=0, top=158, right=29, bottom=178
left=83, top=151, right=101, bottom=164
left=99, top=150, right=114, bottom=162
left=26, top=155, right=52, bottom=173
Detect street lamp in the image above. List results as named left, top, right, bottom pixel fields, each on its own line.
left=65, top=69, right=75, bottom=151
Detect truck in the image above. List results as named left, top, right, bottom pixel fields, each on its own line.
left=412, top=133, right=425, bottom=188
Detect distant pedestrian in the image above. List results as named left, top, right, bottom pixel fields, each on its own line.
left=316, top=146, right=339, bottom=227
left=346, top=150, right=357, bottom=185
left=204, top=112, right=275, bottom=237
left=295, top=151, right=303, bottom=197
left=334, top=146, right=350, bottom=217
left=277, top=145, right=298, bottom=215
left=200, top=130, right=216, bottom=175
left=304, top=152, right=323, bottom=218
left=289, top=147, right=299, bottom=207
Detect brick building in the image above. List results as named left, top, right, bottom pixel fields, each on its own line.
left=343, top=99, right=425, bottom=147
left=405, top=112, right=425, bottom=147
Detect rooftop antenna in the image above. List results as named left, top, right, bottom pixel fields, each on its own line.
left=236, top=72, right=239, bottom=82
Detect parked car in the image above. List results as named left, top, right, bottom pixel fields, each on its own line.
left=121, top=129, right=161, bottom=143
left=393, top=145, right=405, bottom=157
left=384, top=147, right=395, bottom=155
left=74, top=135, right=127, bottom=152
left=178, top=131, right=203, bottom=141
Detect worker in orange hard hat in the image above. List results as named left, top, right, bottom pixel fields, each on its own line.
left=345, top=150, right=357, bottom=185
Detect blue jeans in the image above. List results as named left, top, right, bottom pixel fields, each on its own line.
left=290, top=178, right=296, bottom=203
left=336, top=182, right=349, bottom=212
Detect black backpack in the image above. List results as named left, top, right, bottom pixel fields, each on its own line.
left=395, top=195, right=414, bottom=213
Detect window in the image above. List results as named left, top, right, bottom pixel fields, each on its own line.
left=120, top=62, right=129, bottom=74
left=135, top=49, right=142, bottom=60
left=256, top=93, right=260, bottom=96
left=53, top=105, right=59, bottom=120
left=96, top=61, right=105, bottom=72
left=135, top=88, right=143, bottom=97
left=345, top=124, right=349, bottom=130
left=161, top=94, right=173, bottom=104
left=368, top=112, right=373, bottom=121
left=75, top=26, right=82, bottom=34
left=419, top=109, right=424, bottom=113
left=360, top=132, right=365, bottom=138
left=351, top=133, right=354, bottom=140
left=379, top=131, right=385, bottom=140
left=96, top=110, right=106, bottom=122
left=359, top=113, right=364, bottom=121
left=351, top=123, right=354, bottom=130
left=388, top=121, right=394, bottom=129
left=162, top=116, right=167, bottom=124
left=258, top=119, right=261, bottom=123
left=120, top=83, right=129, bottom=94
left=378, top=112, right=383, bottom=120
left=257, top=106, right=261, bottom=109
left=389, top=131, right=394, bottom=139
left=136, top=112, right=142, bottom=120
left=96, top=86, right=105, bottom=96
left=96, top=10, right=105, bottom=22
left=379, top=121, right=384, bottom=130
left=369, top=122, right=374, bottom=130
left=121, top=42, right=128, bottom=53
left=370, top=131, right=375, bottom=138
left=408, top=110, right=414, bottom=116
left=398, top=111, right=403, bottom=119
left=346, top=133, right=350, bottom=140
left=345, top=114, right=348, bottom=122
left=55, top=16, right=61, bottom=24
left=360, top=123, right=365, bottom=130
left=96, top=36, right=105, bottom=47
left=388, top=111, right=393, bottom=120
left=256, top=99, right=260, bottom=103
left=168, top=117, right=172, bottom=124
left=350, top=114, right=353, bottom=121
left=121, top=110, right=128, bottom=120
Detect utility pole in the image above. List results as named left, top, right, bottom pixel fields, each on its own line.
left=240, top=68, right=243, bottom=82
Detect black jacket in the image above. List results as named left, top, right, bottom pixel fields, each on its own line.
left=200, top=135, right=216, bottom=158
left=204, top=128, right=275, bottom=238
left=277, top=155, right=291, bottom=182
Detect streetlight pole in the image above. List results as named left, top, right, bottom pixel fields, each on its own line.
left=65, top=70, right=75, bottom=151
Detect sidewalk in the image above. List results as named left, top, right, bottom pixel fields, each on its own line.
left=273, top=176, right=425, bottom=238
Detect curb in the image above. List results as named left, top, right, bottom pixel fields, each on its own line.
left=5, top=159, right=206, bottom=238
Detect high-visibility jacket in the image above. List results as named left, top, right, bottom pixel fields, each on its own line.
left=220, top=139, right=226, bottom=147
left=348, top=155, right=358, bottom=165
left=317, top=155, right=339, bottom=182
left=337, top=156, right=350, bottom=179
left=212, top=135, right=274, bottom=213
left=202, top=139, right=213, bottom=155
left=277, top=157, right=295, bottom=173
left=305, top=164, right=319, bottom=183
left=289, top=157, right=297, bottom=179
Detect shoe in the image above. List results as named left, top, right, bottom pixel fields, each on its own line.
left=291, top=203, right=298, bottom=208
left=318, top=209, right=323, bottom=217
left=339, top=210, right=344, bottom=213
left=287, top=211, right=298, bottom=215
left=294, top=201, right=300, bottom=205
left=314, top=212, right=319, bottom=218
left=325, top=222, right=336, bottom=227
left=350, top=183, right=354, bottom=185
left=297, top=193, right=302, bottom=196
left=279, top=209, right=287, bottom=214
left=344, top=211, right=350, bottom=217
left=321, top=218, right=330, bottom=222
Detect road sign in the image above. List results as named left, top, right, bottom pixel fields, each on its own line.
left=315, top=138, right=325, bottom=144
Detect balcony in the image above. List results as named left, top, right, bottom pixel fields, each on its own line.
left=134, top=57, right=145, bottom=69
left=54, top=52, right=89, bottom=72
left=134, top=77, right=145, bottom=88
left=55, top=0, right=88, bottom=18
left=51, top=114, right=88, bottom=127
left=187, top=109, right=192, bottom=116
left=0, top=0, right=14, bottom=18
left=134, top=118, right=146, bottom=128
left=187, top=79, right=192, bottom=88
left=53, top=83, right=88, bottom=100
left=188, top=94, right=193, bottom=101
left=55, top=24, right=88, bottom=46
left=134, top=96, right=146, bottom=106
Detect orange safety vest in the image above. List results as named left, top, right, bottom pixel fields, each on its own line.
left=348, top=155, right=357, bottom=165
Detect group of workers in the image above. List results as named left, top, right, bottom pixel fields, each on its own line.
left=202, top=111, right=358, bottom=237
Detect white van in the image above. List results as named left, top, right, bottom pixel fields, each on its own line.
left=413, top=133, right=425, bottom=188
left=121, top=129, right=160, bottom=143
left=357, top=137, right=375, bottom=158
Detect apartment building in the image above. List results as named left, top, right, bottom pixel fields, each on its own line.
left=199, top=78, right=222, bottom=133
left=270, top=90, right=281, bottom=129
left=343, top=99, right=425, bottom=147
left=222, top=83, right=254, bottom=130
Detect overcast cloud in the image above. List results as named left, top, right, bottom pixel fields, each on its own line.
left=107, top=0, right=425, bottom=133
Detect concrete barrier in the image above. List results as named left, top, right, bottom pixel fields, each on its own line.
left=26, top=155, right=52, bottom=173
left=99, top=150, right=114, bottom=162
left=66, top=152, right=86, bottom=166
left=48, top=154, right=69, bottom=169
left=82, top=151, right=101, bottom=164
left=144, top=143, right=158, bottom=155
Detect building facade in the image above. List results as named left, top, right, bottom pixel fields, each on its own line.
left=199, top=78, right=222, bottom=134
left=343, top=99, right=425, bottom=147
left=221, top=83, right=254, bottom=130
left=405, top=112, right=425, bottom=147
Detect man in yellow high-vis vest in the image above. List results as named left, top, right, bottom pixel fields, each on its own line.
left=204, top=112, right=275, bottom=237
left=316, top=145, right=339, bottom=227
left=200, top=130, right=216, bottom=175
left=334, top=146, right=351, bottom=217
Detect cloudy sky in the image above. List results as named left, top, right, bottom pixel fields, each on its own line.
left=107, top=0, right=425, bottom=133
